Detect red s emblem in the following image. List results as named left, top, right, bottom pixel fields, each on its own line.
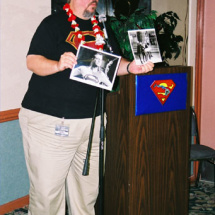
left=66, top=30, right=98, bottom=50
left=150, top=80, right=176, bottom=105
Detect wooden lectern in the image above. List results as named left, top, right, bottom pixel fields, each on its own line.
left=104, top=66, right=192, bottom=215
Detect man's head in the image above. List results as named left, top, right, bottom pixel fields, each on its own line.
left=94, top=53, right=103, bottom=67
left=69, top=0, right=98, bottom=19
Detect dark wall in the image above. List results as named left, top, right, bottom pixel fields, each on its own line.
left=51, top=0, right=151, bottom=16
left=51, top=0, right=67, bottom=14
left=112, top=0, right=151, bottom=17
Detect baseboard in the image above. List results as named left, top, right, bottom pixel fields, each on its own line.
left=0, top=108, right=20, bottom=123
left=0, top=195, right=29, bottom=215
left=189, top=175, right=196, bottom=183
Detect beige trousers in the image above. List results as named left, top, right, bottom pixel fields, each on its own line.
left=19, top=108, right=102, bottom=215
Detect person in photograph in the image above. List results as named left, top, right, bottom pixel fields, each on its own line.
left=136, top=31, right=152, bottom=64
left=136, top=40, right=147, bottom=64
left=18, top=0, right=154, bottom=214
left=144, top=31, right=152, bottom=61
left=73, top=52, right=112, bottom=88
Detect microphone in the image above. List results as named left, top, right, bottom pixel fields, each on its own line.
left=97, top=14, right=113, bottom=53
left=98, top=14, right=107, bottom=23
left=97, top=14, right=108, bottom=39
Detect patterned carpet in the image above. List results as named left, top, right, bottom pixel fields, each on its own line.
left=4, top=182, right=215, bottom=215
left=189, top=182, right=215, bottom=214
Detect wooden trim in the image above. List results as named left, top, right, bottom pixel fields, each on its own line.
left=189, top=174, right=197, bottom=183
left=0, top=195, right=29, bottom=215
left=194, top=0, right=204, bottom=131
left=0, top=108, right=20, bottom=123
left=193, top=0, right=205, bottom=179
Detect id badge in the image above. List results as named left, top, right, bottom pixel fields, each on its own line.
left=55, top=118, right=69, bottom=137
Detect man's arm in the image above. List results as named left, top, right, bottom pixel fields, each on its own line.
left=26, top=52, right=77, bottom=76
left=27, top=53, right=153, bottom=77
left=117, top=58, right=154, bottom=76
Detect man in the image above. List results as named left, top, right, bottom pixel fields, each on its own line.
left=19, top=0, right=154, bottom=214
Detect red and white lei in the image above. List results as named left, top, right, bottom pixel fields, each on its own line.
left=63, top=3, right=105, bottom=50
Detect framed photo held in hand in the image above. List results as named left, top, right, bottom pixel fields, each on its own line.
left=128, top=28, right=162, bottom=65
left=70, top=45, right=121, bottom=91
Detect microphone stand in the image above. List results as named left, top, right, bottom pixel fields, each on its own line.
left=82, top=14, right=112, bottom=215
left=98, top=15, right=113, bottom=215
left=99, top=88, right=105, bottom=215
left=82, top=90, right=99, bottom=176
left=82, top=85, right=105, bottom=215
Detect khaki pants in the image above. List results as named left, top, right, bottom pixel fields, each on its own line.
left=19, top=108, right=102, bottom=215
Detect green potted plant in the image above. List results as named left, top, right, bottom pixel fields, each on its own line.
left=108, top=8, right=183, bottom=66
left=154, top=11, right=183, bottom=66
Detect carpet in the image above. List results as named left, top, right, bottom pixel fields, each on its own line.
left=189, top=182, right=215, bottom=214
left=4, top=182, right=214, bottom=215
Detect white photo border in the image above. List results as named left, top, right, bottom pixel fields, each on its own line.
left=70, top=45, right=121, bottom=91
left=128, top=28, right=162, bottom=65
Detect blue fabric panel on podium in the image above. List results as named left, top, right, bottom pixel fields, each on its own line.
left=135, top=73, right=188, bottom=115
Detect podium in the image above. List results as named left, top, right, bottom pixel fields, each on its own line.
left=104, top=66, right=192, bottom=215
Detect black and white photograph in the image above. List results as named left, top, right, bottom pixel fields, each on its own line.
left=128, top=29, right=162, bottom=65
left=70, top=45, right=121, bottom=91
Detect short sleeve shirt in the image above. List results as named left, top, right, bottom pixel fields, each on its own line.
left=22, top=11, right=120, bottom=119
